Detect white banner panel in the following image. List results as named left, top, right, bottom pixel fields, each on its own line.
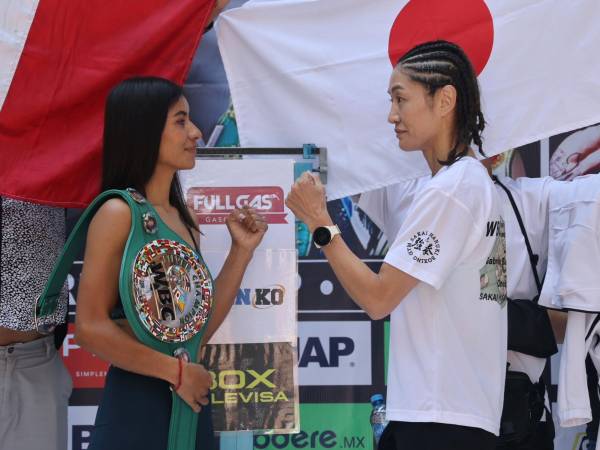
left=180, top=159, right=297, bottom=343
left=68, top=406, right=97, bottom=450
left=298, top=321, right=372, bottom=386
left=202, top=249, right=297, bottom=343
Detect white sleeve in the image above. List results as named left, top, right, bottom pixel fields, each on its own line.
left=357, top=187, right=387, bottom=235
left=384, top=187, right=482, bottom=290
left=358, top=176, right=429, bottom=241
left=510, top=176, right=556, bottom=274
left=557, top=311, right=594, bottom=427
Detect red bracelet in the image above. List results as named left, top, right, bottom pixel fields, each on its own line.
left=173, top=357, right=183, bottom=391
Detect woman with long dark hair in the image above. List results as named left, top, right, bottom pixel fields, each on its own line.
left=286, top=40, right=507, bottom=449
left=75, top=76, right=267, bottom=449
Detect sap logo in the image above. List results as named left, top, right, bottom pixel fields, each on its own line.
left=235, top=285, right=285, bottom=309
left=298, top=322, right=371, bottom=385
left=254, top=431, right=366, bottom=449
left=298, top=337, right=354, bottom=368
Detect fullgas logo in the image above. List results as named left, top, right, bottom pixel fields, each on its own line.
left=253, top=404, right=371, bottom=450
left=236, top=284, right=285, bottom=309
left=187, top=186, right=288, bottom=225
left=298, top=322, right=371, bottom=386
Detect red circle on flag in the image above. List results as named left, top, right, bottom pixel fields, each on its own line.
left=388, top=0, right=494, bottom=76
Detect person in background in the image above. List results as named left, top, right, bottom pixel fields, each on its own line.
left=483, top=156, right=567, bottom=450
left=0, top=200, right=71, bottom=450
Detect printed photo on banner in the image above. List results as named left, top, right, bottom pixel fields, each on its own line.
left=202, top=342, right=299, bottom=433
left=550, top=123, right=600, bottom=181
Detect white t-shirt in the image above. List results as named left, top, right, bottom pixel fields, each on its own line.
left=494, top=176, right=554, bottom=383
left=383, top=156, right=508, bottom=436
left=358, top=175, right=430, bottom=241
left=540, top=174, right=600, bottom=312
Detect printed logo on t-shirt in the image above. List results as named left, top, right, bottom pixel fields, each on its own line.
left=479, top=220, right=507, bottom=307
left=406, top=231, right=440, bottom=264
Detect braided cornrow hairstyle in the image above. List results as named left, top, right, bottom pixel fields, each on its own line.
left=396, top=40, right=486, bottom=165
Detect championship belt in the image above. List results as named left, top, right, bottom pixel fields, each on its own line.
left=36, top=188, right=214, bottom=450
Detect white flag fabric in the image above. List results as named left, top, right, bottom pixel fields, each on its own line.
left=0, top=0, right=38, bottom=110
left=216, top=0, right=600, bottom=199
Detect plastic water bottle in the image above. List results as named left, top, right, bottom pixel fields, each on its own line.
left=370, top=394, right=388, bottom=448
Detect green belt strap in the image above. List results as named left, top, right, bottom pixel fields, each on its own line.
left=37, top=188, right=213, bottom=450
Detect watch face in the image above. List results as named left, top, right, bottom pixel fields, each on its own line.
left=313, top=227, right=332, bottom=246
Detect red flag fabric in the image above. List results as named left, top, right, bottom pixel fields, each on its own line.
left=0, top=0, right=214, bottom=207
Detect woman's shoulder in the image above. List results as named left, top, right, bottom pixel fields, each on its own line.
left=83, top=197, right=132, bottom=257
left=88, top=197, right=132, bottom=235
left=96, top=197, right=131, bottom=219
left=428, top=157, right=492, bottom=197
left=424, top=158, right=496, bottom=226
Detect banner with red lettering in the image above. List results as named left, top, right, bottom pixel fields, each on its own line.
left=181, top=159, right=296, bottom=343
left=180, top=158, right=299, bottom=432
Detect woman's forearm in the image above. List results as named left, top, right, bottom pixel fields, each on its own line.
left=321, top=235, right=392, bottom=319
left=304, top=213, right=416, bottom=320
left=75, top=317, right=178, bottom=385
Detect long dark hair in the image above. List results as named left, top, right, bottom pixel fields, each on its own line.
left=101, top=76, right=196, bottom=230
left=396, top=40, right=486, bottom=166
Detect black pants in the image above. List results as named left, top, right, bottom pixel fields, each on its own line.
left=379, top=421, right=497, bottom=450
left=496, top=420, right=554, bottom=450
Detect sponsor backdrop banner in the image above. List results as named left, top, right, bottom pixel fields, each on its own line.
left=180, top=158, right=299, bottom=432
left=253, top=404, right=372, bottom=450
left=179, top=159, right=297, bottom=345
left=298, top=322, right=372, bottom=387
left=200, top=249, right=297, bottom=344
left=203, top=342, right=298, bottom=432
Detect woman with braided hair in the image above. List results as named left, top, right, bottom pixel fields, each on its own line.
left=286, top=40, right=506, bottom=450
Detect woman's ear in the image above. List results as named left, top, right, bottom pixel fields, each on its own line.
left=437, top=84, right=457, bottom=117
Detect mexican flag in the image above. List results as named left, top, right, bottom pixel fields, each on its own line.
left=0, top=0, right=215, bottom=206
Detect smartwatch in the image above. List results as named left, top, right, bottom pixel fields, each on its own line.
left=312, top=225, right=341, bottom=249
